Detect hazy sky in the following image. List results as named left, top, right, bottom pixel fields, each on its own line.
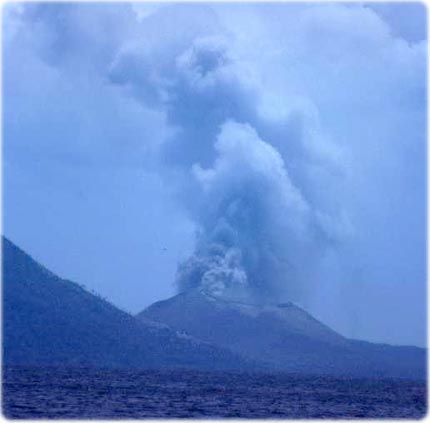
left=3, top=2, right=427, bottom=347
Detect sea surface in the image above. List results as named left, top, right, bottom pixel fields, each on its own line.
left=3, top=366, right=427, bottom=419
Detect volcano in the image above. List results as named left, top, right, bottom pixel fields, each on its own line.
left=138, top=289, right=426, bottom=379
left=3, top=236, right=425, bottom=378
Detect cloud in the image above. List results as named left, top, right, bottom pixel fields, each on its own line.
left=3, top=3, right=169, bottom=169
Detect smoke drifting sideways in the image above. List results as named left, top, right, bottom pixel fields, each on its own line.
left=108, top=5, right=351, bottom=304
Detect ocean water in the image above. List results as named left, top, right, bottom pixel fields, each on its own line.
left=3, top=366, right=427, bottom=419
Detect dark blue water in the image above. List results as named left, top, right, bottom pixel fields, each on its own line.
left=3, top=366, right=426, bottom=418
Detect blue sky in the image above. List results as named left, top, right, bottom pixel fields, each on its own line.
left=3, top=2, right=427, bottom=346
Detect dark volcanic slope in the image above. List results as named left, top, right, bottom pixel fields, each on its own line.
left=139, top=290, right=426, bottom=379
left=3, top=237, right=250, bottom=370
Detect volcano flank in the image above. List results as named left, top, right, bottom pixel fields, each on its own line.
left=139, top=289, right=426, bottom=379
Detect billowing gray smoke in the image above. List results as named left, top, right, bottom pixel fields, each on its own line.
left=109, top=5, right=349, bottom=303
left=175, top=120, right=316, bottom=302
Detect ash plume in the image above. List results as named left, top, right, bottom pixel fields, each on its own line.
left=108, top=5, right=350, bottom=303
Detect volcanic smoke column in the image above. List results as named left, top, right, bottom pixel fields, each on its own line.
left=108, top=12, right=345, bottom=304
